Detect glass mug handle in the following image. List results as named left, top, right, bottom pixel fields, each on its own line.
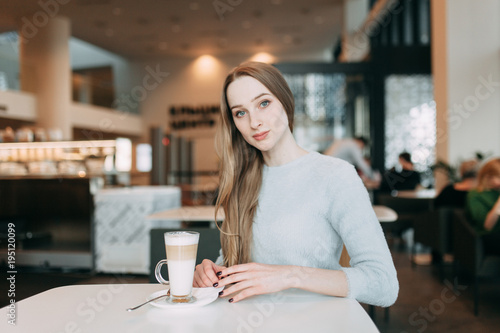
left=155, top=259, right=169, bottom=285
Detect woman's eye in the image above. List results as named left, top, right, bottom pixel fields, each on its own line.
left=235, top=110, right=246, bottom=118
left=260, top=100, right=270, bottom=108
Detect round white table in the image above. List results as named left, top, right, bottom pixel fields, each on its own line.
left=147, top=205, right=224, bottom=222
left=2, top=284, right=379, bottom=332
left=373, top=205, right=398, bottom=223
left=395, top=189, right=436, bottom=199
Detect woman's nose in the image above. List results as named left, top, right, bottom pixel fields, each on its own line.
left=249, top=113, right=263, bottom=129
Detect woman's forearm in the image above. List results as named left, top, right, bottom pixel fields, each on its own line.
left=484, top=197, right=500, bottom=231
left=286, top=266, right=349, bottom=298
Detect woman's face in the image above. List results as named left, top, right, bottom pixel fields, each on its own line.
left=226, top=76, right=289, bottom=153
left=486, top=174, right=500, bottom=190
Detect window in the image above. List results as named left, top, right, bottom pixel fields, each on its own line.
left=136, top=143, right=152, bottom=173
left=385, top=75, right=436, bottom=186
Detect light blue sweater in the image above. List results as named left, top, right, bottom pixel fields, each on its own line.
left=220, top=152, right=399, bottom=307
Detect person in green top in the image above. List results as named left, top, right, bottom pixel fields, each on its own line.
left=465, top=158, right=500, bottom=255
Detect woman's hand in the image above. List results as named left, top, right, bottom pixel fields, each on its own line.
left=193, top=259, right=226, bottom=288
left=495, top=196, right=500, bottom=211
left=484, top=195, right=500, bottom=231
left=216, top=263, right=299, bottom=303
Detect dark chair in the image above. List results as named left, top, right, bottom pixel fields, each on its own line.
left=453, top=209, right=500, bottom=315
left=375, top=193, right=433, bottom=242
left=412, top=207, right=454, bottom=278
left=149, top=227, right=221, bottom=283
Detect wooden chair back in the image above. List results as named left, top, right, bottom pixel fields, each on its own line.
left=339, top=245, right=351, bottom=267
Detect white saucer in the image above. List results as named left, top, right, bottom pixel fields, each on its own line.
left=148, top=287, right=224, bottom=309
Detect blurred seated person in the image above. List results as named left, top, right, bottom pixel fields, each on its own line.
left=360, top=156, right=381, bottom=189
left=324, top=136, right=377, bottom=182
left=465, top=158, right=500, bottom=255
left=434, top=159, right=478, bottom=208
left=379, top=152, right=421, bottom=192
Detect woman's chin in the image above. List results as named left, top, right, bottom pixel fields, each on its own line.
left=250, top=141, right=273, bottom=152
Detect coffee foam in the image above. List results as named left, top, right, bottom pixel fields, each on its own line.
left=164, top=231, right=199, bottom=246
left=166, top=244, right=198, bottom=260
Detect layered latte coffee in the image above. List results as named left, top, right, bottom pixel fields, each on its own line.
left=155, top=231, right=200, bottom=303
left=165, top=232, right=198, bottom=301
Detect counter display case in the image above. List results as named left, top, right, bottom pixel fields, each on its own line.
left=0, top=177, right=99, bottom=269
left=0, top=139, right=131, bottom=270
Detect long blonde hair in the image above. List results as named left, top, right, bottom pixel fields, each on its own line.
left=476, top=158, right=500, bottom=191
left=215, top=62, right=295, bottom=266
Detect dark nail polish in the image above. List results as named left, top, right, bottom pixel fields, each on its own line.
left=218, top=291, right=224, bottom=296
left=216, top=271, right=222, bottom=276
left=213, top=282, right=219, bottom=288
left=229, top=298, right=234, bottom=303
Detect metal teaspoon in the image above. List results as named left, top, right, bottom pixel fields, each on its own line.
left=126, top=289, right=170, bottom=311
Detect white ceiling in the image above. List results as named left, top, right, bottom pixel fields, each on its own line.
left=0, top=0, right=344, bottom=61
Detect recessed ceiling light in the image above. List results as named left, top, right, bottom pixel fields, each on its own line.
left=193, top=55, right=219, bottom=76
left=250, top=52, right=275, bottom=64
left=172, top=25, right=181, bottom=33
left=112, top=8, right=122, bottom=16
left=190, top=2, right=200, bottom=10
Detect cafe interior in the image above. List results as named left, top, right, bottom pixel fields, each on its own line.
left=1, top=0, right=499, bottom=331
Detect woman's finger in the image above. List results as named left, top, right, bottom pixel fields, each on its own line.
left=219, top=278, right=253, bottom=298
left=216, top=270, right=254, bottom=288
left=193, top=272, right=203, bottom=288
left=202, top=262, right=220, bottom=285
left=226, top=286, right=260, bottom=303
left=219, top=263, right=253, bottom=278
left=214, top=264, right=227, bottom=273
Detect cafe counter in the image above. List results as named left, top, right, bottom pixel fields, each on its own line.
left=93, top=186, right=181, bottom=274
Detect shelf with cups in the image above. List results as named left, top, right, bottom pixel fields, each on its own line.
left=0, top=139, right=117, bottom=179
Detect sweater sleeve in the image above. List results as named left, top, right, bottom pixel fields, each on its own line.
left=215, top=249, right=224, bottom=266
left=330, top=163, right=399, bottom=307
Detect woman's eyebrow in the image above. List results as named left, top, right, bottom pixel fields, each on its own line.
left=230, top=93, right=271, bottom=110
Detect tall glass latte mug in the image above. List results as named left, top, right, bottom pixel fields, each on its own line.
left=155, top=231, right=199, bottom=303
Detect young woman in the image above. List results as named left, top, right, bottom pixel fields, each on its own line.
left=193, top=62, right=398, bottom=306
left=466, top=158, right=500, bottom=246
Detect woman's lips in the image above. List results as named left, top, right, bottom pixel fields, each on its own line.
left=253, top=130, right=269, bottom=141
